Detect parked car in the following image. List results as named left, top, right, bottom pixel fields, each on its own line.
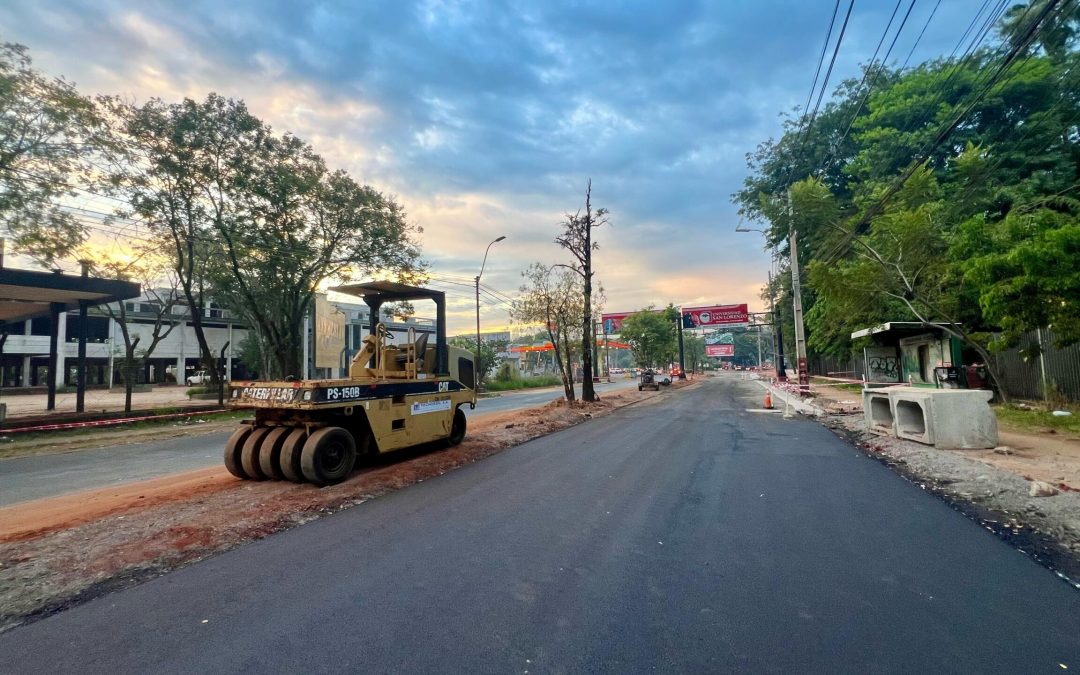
left=185, top=370, right=220, bottom=386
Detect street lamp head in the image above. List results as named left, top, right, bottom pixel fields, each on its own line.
left=494, top=235, right=506, bottom=242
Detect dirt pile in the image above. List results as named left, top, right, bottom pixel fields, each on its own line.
left=0, top=385, right=681, bottom=632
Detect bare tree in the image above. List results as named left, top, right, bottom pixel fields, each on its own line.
left=515, top=263, right=582, bottom=401
left=96, top=253, right=182, bottom=411
left=554, top=179, right=608, bottom=402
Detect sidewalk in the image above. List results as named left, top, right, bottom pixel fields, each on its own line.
left=0, top=386, right=208, bottom=420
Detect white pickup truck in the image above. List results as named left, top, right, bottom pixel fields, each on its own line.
left=185, top=370, right=217, bottom=386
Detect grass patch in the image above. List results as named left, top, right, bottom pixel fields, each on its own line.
left=994, top=403, right=1080, bottom=438
left=483, top=375, right=563, bottom=392
left=811, top=377, right=863, bottom=394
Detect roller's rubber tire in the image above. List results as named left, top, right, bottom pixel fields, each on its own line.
left=446, top=408, right=467, bottom=447
left=224, top=426, right=253, bottom=479
left=259, top=427, right=291, bottom=480
left=278, top=428, right=308, bottom=483
left=301, top=427, right=357, bottom=486
left=241, top=427, right=271, bottom=480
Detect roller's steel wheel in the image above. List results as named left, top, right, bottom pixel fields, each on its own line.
left=278, top=428, right=308, bottom=483
left=259, top=427, right=291, bottom=480
left=446, top=408, right=466, bottom=447
left=301, top=427, right=357, bottom=486
left=241, top=427, right=271, bottom=480
left=224, top=426, right=253, bottom=479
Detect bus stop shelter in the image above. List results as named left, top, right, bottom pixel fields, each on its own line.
left=0, top=266, right=140, bottom=414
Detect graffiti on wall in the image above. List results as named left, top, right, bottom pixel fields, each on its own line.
left=865, top=347, right=900, bottom=382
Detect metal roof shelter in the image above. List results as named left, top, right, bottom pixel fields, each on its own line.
left=0, top=266, right=140, bottom=413
left=330, top=281, right=448, bottom=374
left=851, top=322, right=961, bottom=340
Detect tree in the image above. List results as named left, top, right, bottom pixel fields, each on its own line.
left=619, top=308, right=677, bottom=370
left=808, top=169, right=1011, bottom=399
left=95, top=252, right=181, bottom=411
left=105, top=94, right=246, bottom=386
left=211, top=130, right=422, bottom=378
left=450, top=335, right=498, bottom=389
left=555, top=180, right=608, bottom=402
left=514, top=263, right=582, bottom=401
left=107, top=94, right=423, bottom=380
left=0, top=43, right=109, bottom=265
left=956, top=197, right=1080, bottom=349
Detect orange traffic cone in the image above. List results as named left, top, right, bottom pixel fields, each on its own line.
left=764, top=391, right=774, bottom=409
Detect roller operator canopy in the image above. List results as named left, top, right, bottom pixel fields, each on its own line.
left=329, top=281, right=445, bottom=304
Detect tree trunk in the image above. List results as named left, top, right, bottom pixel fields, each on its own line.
left=124, top=337, right=140, bottom=413
left=581, top=193, right=596, bottom=402
left=562, top=327, right=576, bottom=402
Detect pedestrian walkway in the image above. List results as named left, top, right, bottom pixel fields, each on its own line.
left=0, top=386, right=210, bottom=419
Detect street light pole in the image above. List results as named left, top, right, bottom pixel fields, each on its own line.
left=736, top=222, right=786, bottom=380
left=476, top=236, right=506, bottom=387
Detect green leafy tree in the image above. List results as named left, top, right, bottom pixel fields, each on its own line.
left=956, top=197, right=1080, bottom=348
left=0, top=43, right=109, bottom=265
left=450, top=335, right=498, bottom=389
left=619, top=307, right=677, bottom=369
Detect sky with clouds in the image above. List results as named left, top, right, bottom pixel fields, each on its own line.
left=2, top=0, right=987, bottom=334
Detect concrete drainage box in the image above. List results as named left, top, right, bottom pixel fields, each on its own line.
left=862, top=389, right=895, bottom=435
left=884, top=387, right=997, bottom=449
left=924, top=389, right=996, bottom=449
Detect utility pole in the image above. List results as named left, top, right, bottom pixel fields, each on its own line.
left=789, top=230, right=809, bottom=393
left=676, top=312, right=686, bottom=379
left=769, top=270, right=786, bottom=381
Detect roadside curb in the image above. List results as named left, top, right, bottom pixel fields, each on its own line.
left=753, top=379, right=826, bottom=417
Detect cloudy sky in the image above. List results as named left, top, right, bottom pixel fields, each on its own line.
left=2, top=0, right=986, bottom=334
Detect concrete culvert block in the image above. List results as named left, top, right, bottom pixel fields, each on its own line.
left=862, top=389, right=895, bottom=436
left=893, top=395, right=934, bottom=446
left=886, top=387, right=997, bottom=449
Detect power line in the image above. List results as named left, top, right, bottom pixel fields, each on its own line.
left=821, top=0, right=1071, bottom=264
left=819, top=0, right=919, bottom=175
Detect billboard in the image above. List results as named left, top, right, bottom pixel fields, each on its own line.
left=601, top=309, right=665, bottom=334
left=705, top=331, right=734, bottom=345
left=706, top=344, right=734, bottom=357
left=682, top=304, right=749, bottom=328
left=314, top=294, right=347, bottom=369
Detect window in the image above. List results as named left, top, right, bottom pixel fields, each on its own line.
left=458, top=356, right=475, bottom=390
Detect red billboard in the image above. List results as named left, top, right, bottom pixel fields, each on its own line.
left=706, top=344, right=734, bottom=357
left=682, top=304, right=749, bottom=328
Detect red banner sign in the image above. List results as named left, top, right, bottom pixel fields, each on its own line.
left=682, top=304, right=749, bottom=328
left=706, top=344, right=734, bottom=357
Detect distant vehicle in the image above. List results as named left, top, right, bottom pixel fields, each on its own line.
left=671, top=365, right=683, bottom=378
left=639, top=369, right=660, bottom=391
left=658, top=372, right=672, bottom=385
left=186, top=370, right=214, bottom=386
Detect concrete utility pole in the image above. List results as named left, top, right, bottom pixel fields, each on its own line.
left=789, top=230, right=809, bottom=392
left=476, top=236, right=506, bottom=385
left=676, top=312, right=686, bottom=378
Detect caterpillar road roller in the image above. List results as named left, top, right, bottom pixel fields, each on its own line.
left=224, top=282, right=477, bottom=486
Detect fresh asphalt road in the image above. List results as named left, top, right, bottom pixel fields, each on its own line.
left=0, top=378, right=639, bottom=506
left=3, top=376, right=1078, bottom=673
